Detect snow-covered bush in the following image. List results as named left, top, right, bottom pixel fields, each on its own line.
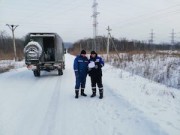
left=105, top=51, right=180, bottom=89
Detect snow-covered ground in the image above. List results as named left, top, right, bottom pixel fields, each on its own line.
left=0, top=54, right=180, bottom=135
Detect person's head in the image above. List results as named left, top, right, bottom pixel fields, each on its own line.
left=90, top=51, right=96, bottom=58
left=80, top=50, right=86, bottom=57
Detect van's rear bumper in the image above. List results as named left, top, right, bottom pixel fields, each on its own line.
left=26, top=61, right=65, bottom=71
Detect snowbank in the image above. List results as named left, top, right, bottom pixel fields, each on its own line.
left=0, top=60, right=25, bottom=73
left=103, top=64, right=180, bottom=135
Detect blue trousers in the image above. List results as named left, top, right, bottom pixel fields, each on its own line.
left=75, top=75, right=87, bottom=91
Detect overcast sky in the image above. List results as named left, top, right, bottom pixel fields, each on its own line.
left=0, top=0, right=180, bottom=43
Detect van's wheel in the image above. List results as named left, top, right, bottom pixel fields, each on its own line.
left=58, top=69, right=63, bottom=75
left=33, top=70, right=40, bottom=77
left=33, top=70, right=38, bottom=77
left=37, top=70, right=40, bottom=76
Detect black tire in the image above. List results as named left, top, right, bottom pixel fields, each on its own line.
left=58, top=69, right=63, bottom=76
left=37, top=70, right=40, bottom=77
left=33, top=70, right=40, bottom=77
left=33, top=70, right=38, bottom=77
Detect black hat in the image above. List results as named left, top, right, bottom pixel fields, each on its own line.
left=91, top=51, right=96, bottom=54
left=80, top=50, right=86, bottom=54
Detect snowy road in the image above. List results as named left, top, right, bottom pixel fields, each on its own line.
left=0, top=54, right=179, bottom=135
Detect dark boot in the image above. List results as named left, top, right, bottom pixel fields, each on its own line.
left=81, top=89, right=87, bottom=96
left=99, top=89, right=103, bottom=99
left=91, top=88, right=96, bottom=97
left=75, top=91, right=79, bottom=99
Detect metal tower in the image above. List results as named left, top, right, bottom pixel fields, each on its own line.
left=171, top=29, right=175, bottom=45
left=149, top=29, right=154, bottom=44
left=92, top=0, right=99, bottom=51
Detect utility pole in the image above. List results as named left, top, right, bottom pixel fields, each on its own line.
left=80, top=43, right=82, bottom=51
left=106, top=26, right=121, bottom=63
left=92, top=0, right=99, bottom=51
left=6, top=24, right=19, bottom=61
left=106, top=26, right=111, bottom=61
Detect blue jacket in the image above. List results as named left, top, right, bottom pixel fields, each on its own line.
left=88, top=54, right=104, bottom=77
left=73, top=55, right=89, bottom=77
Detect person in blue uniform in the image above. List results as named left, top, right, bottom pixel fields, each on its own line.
left=73, top=50, right=89, bottom=98
left=88, top=51, right=104, bottom=99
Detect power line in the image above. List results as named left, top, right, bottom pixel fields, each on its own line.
left=116, top=10, right=180, bottom=30
left=112, top=4, right=180, bottom=29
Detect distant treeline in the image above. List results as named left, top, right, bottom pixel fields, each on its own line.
left=69, top=36, right=180, bottom=54
left=0, top=31, right=24, bottom=60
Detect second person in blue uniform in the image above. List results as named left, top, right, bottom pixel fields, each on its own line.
left=73, top=50, right=89, bottom=98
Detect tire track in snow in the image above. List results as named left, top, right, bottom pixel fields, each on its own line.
left=39, top=76, right=62, bottom=135
left=10, top=72, right=63, bottom=135
left=0, top=69, right=62, bottom=135
left=50, top=65, right=98, bottom=135
left=94, top=84, right=169, bottom=135
left=85, top=84, right=169, bottom=135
